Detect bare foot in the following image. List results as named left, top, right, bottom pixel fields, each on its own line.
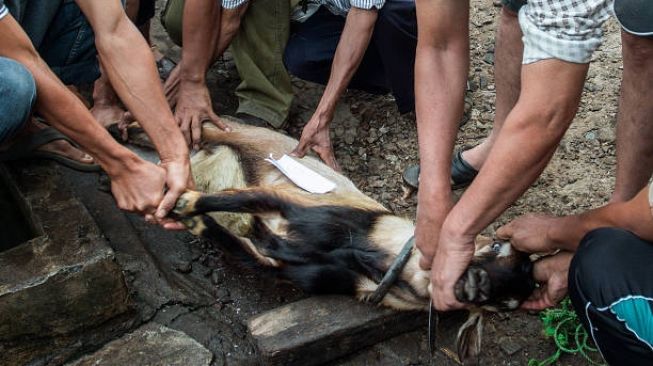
left=26, top=119, right=95, bottom=165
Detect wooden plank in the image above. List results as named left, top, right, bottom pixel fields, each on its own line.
left=247, top=295, right=427, bottom=366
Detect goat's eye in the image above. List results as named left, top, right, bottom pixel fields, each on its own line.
left=491, top=242, right=502, bottom=252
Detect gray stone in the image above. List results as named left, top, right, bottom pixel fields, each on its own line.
left=247, top=295, right=427, bottom=366
left=499, top=336, right=524, bottom=356
left=0, top=164, right=135, bottom=366
left=67, top=323, right=213, bottom=366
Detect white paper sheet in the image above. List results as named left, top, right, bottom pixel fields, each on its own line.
left=265, top=154, right=336, bottom=194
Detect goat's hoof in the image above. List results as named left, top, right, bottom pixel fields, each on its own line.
left=173, top=191, right=203, bottom=217
left=454, top=266, right=491, bottom=304
left=181, top=215, right=206, bottom=236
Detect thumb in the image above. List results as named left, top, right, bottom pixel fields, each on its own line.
left=156, top=186, right=184, bottom=220
left=496, top=223, right=513, bottom=240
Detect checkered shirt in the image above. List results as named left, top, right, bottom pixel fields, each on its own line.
left=519, top=0, right=614, bottom=64
left=222, top=0, right=248, bottom=10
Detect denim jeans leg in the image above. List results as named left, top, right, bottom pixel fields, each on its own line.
left=0, top=57, right=36, bottom=144
left=37, top=0, right=100, bottom=85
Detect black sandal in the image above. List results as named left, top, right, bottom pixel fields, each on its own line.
left=402, top=149, right=479, bottom=191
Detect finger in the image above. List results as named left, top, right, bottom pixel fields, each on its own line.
left=496, top=223, right=512, bottom=240
left=290, top=140, right=309, bottom=158
left=191, top=115, right=202, bottom=150
left=156, top=185, right=185, bottom=220
left=178, top=115, right=191, bottom=146
left=318, top=147, right=340, bottom=171
left=210, top=113, right=231, bottom=132
left=160, top=218, right=187, bottom=231
left=419, top=255, right=432, bottom=270
left=144, top=214, right=157, bottom=225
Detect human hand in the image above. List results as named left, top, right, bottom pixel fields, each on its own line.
left=157, top=157, right=195, bottom=230
left=290, top=113, right=339, bottom=171
left=415, top=191, right=453, bottom=270
left=430, top=223, right=475, bottom=311
left=496, top=213, right=562, bottom=254
left=521, top=252, right=573, bottom=310
left=174, top=80, right=230, bottom=149
left=109, top=157, right=167, bottom=218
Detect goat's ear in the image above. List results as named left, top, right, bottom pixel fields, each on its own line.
left=474, top=235, right=493, bottom=251
left=456, top=310, right=483, bottom=366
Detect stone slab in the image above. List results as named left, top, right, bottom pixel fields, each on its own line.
left=0, top=164, right=136, bottom=366
left=247, top=295, right=427, bottom=366
left=67, top=323, right=213, bottom=366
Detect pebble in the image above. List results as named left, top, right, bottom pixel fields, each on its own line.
left=211, top=270, right=223, bottom=285
left=174, top=260, right=192, bottom=274
left=499, top=336, right=523, bottom=356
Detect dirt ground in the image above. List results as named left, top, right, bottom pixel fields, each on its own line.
left=146, top=0, right=623, bottom=364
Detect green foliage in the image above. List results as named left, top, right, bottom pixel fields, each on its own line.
left=528, top=298, right=605, bottom=366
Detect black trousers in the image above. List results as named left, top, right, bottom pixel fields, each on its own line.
left=569, top=228, right=653, bottom=365
left=283, top=1, right=417, bottom=114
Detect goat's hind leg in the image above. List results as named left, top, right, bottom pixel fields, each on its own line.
left=173, top=189, right=293, bottom=217
left=184, top=214, right=280, bottom=268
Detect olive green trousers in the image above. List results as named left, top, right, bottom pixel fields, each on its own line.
left=161, top=0, right=296, bottom=127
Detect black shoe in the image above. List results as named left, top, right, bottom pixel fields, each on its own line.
left=402, top=150, right=479, bottom=191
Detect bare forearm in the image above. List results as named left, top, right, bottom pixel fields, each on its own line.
left=95, top=15, right=187, bottom=161
left=314, top=8, right=377, bottom=120
left=551, top=187, right=653, bottom=250
left=0, top=15, right=139, bottom=173
left=415, top=46, right=468, bottom=200
left=182, top=0, right=221, bottom=83
left=414, top=0, right=469, bottom=203
left=445, top=61, right=589, bottom=238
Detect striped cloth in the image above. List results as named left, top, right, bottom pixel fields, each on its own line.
left=222, top=0, right=248, bottom=10
left=519, top=0, right=614, bottom=64
left=321, top=0, right=385, bottom=17
left=0, top=2, right=8, bottom=20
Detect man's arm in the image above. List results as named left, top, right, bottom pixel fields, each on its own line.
left=174, top=0, right=235, bottom=148
left=0, top=14, right=168, bottom=217
left=76, top=0, right=190, bottom=219
left=413, top=0, right=469, bottom=269
left=499, top=184, right=653, bottom=253
left=291, top=7, right=378, bottom=169
left=432, top=60, right=589, bottom=310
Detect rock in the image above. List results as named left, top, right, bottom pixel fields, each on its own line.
left=67, top=323, right=213, bottom=366
left=247, top=296, right=427, bottom=366
left=215, top=287, right=231, bottom=302
left=498, top=336, right=524, bottom=356
left=174, top=260, right=193, bottom=274
left=0, top=165, right=134, bottom=366
left=211, top=270, right=222, bottom=285
left=483, top=51, right=495, bottom=65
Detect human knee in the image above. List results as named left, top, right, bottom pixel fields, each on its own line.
left=0, top=58, right=36, bottom=139
left=622, top=31, right=653, bottom=66
left=568, top=228, right=632, bottom=298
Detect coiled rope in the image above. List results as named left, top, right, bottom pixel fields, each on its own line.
left=528, top=298, right=605, bottom=366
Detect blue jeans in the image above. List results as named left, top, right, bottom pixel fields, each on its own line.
left=35, top=0, right=100, bottom=85
left=284, top=0, right=418, bottom=114
left=0, top=57, right=36, bottom=144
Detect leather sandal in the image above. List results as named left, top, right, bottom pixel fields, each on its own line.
left=402, top=149, right=479, bottom=191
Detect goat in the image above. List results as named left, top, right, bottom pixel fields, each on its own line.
left=125, top=117, right=535, bottom=364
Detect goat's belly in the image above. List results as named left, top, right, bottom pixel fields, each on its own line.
left=191, top=146, right=252, bottom=236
